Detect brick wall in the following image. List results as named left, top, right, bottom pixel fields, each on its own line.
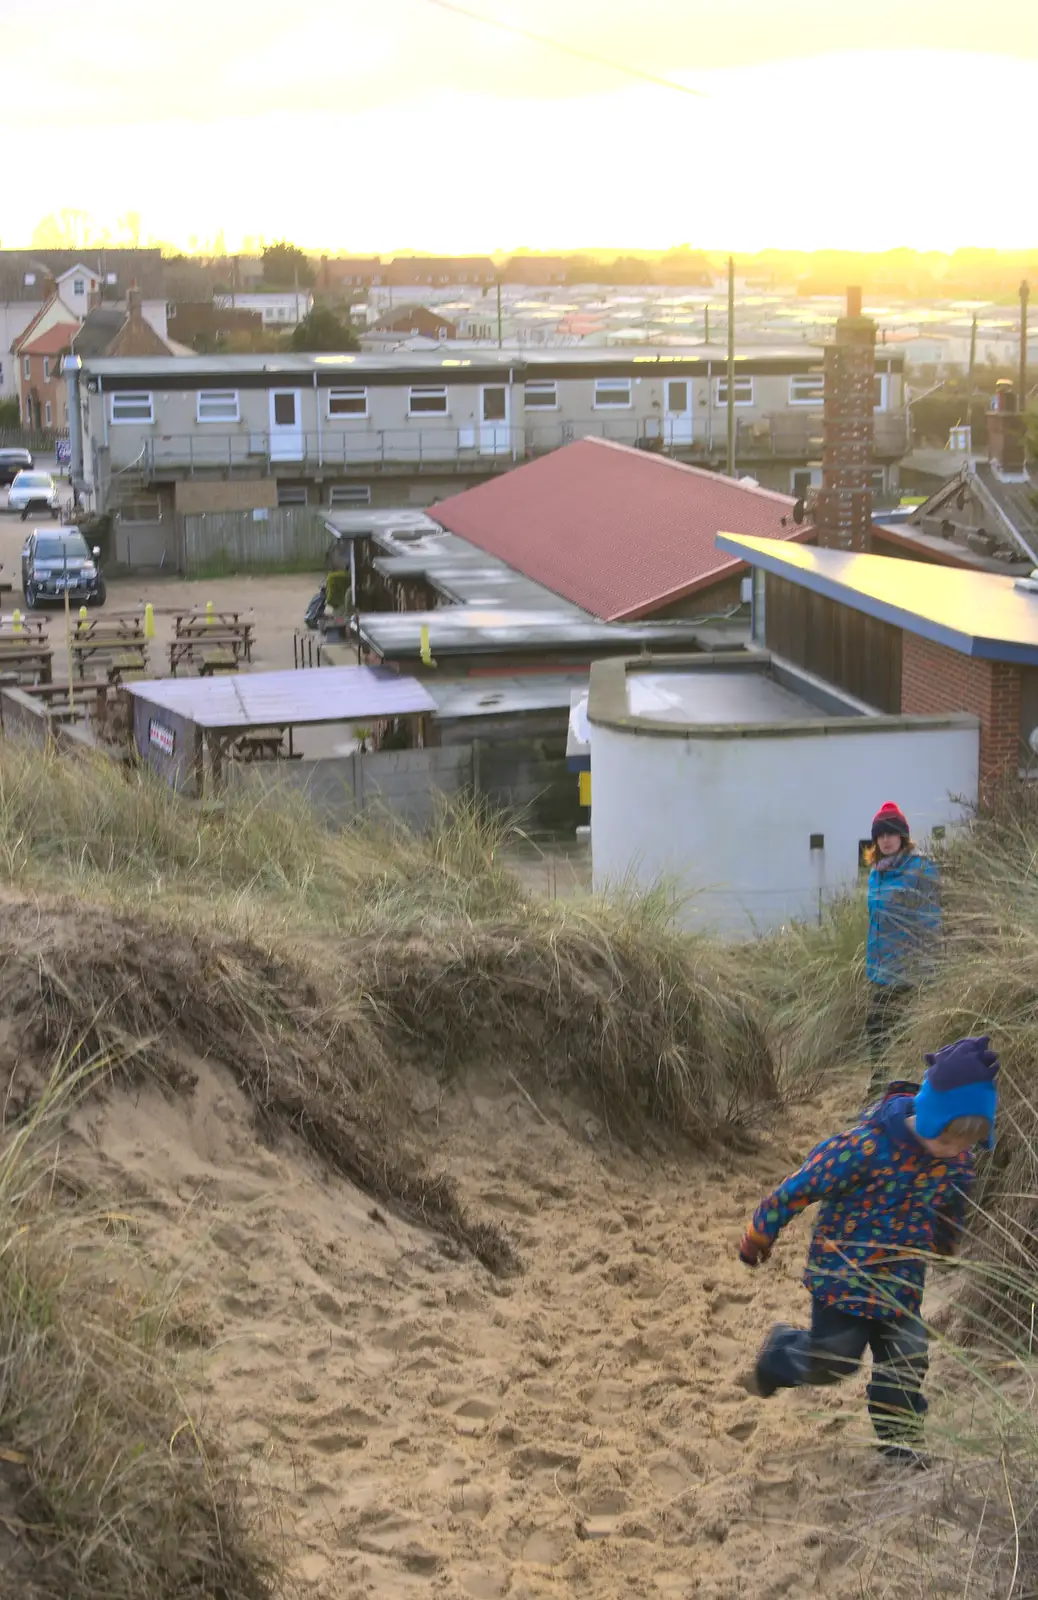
left=900, top=631, right=1021, bottom=786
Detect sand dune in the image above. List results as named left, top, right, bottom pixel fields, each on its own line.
left=59, top=1055, right=961, bottom=1600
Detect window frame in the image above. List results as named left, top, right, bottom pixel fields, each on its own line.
left=593, top=377, right=632, bottom=409
left=788, top=374, right=824, bottom=406
left=195, top=388, right=240, bottom=424
left=44, top=401, right=52, bottom=427
left=713, top=375, right=754, bottom=407
left=23, top=356, right=30, bottom=380
left=407, top=384, right=449, bottom=417
left=109, top=391, right=155, bottom=425
left=276, top=484, right=308, bottom=507
left=329, top=484, right=372, bottom=507
left=43, top=357, right=51, bottom=381
left=73, top=278, right=85, bottom=297
left=327, top=386, right=369, bottom=419
left=523, top=380, right=558, bottom=410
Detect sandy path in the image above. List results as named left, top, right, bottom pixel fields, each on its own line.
left=66, top=1065, right=959, bottom=1600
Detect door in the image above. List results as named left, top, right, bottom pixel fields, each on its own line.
left=479, top=385, right=510, bottom=455
left=663, top=378, right=693, bottom=446
left=269, top=389, right=304, bottom=461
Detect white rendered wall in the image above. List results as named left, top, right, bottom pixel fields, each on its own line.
left=590, top=722, right=979, bottom=934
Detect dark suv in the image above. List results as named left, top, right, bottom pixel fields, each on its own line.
left=21, top=528, right=106, bottom=609
left=0, top=448, right=33, bottom=485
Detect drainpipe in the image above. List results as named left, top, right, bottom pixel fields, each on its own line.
left=314, top=368, right=323, bottom=467
left=62, top=354, right=84, bottom=498
left=509, top=366, right=516, bottom=461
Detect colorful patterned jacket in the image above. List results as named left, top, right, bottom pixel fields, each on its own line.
left=866, top=850, right=941, bottom=987
left=744, top=1090, right=974, bottom=1319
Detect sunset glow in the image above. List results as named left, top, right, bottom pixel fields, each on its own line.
left=4, top=0, right=1037, bottom=255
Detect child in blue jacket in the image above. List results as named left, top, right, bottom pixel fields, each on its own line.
left=865, top=801, right=941, bottom=1096
left=739, top=1036, right=999, bottom=1467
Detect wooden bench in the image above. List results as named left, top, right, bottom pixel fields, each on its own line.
left=0, top=643, right=53, bottom=684
left=169, top=631, right=249, bottom=676
left=198, top=650, right=239, bottom=677
left=72, top=638, right=149, bottom=681
left=232, top=728, right=287, bottom=761
left=174, top=617, right=255, bottom=662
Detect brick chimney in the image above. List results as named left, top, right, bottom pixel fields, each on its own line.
left=127, top=280, right=142, bottom=325
left=987, top=379, right=1026, bottom=475
left=813, top=286, right=877, bottom=552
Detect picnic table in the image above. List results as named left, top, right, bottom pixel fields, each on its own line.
left=0, top=618, right=49, bottom=641
left=232, top=727, right=289, bottom=762
left=75, top=611, right=144, bottom=642
left=173, top=615, right=255, bottom=662
left=71, top=636, right=149, bottom=684
left=169, top=630, right=250, bottom=677
left=0, top=640, right=52, bottom=685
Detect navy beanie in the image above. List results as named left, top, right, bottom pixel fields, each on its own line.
left=913, top=1035, right=999, bottom=1148
left=872, top=801, right=910, bottom=843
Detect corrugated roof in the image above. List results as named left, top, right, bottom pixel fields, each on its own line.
left=126, top=666, right=436, bottom=730
left=431, top=438, right=808, bottom=622
left=21, top=321, right=78, bottom=357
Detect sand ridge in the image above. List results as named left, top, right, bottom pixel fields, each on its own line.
left=56, top=1054, right=966, bottom=1600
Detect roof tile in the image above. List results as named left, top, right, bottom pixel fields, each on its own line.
left=433, top=438, right=808, bottom=621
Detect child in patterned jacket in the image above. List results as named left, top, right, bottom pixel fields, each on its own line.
left=738, top=1036, right=999, bottom=1466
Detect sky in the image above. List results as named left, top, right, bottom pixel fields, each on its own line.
left=4, top=0, right=1038, bottom=255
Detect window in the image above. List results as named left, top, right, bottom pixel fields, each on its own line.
left=73, top=278, right=85, bottom=297
left=44, top=402, right=52, bottom=427
left=329, top=484, right=372, bottom=506
left=594, top=377, right=632, bottom=408
left=874, top=374, right=889, bottom=411
left=23, top=356, right=30, bottom=380
left=714, top=375, right=754, bottom=406
left=277, top=484, right=308, bottom=507
left=408, top=385, right=448, bottom=415
left=196, top=389, right=240, bottom=422
left=43, top=357, right=51, bottom=381
left=110, top=391, right=154, bottom=424
left=524, top=380, right=557, bottom=409
left=789, top=373, right=824, bottom=405
left=328, top=387, right=368, bottom=417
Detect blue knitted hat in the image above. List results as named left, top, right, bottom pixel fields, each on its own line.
left=913, top=1035, right=999, bottom=1148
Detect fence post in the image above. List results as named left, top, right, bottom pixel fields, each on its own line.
left=472, top=736, right=481, bottom=796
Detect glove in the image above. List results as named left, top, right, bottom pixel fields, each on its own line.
left=739, top=1227, right=772, bottom=1268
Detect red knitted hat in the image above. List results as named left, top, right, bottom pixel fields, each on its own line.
left=871, top=801, right=909, bottom=842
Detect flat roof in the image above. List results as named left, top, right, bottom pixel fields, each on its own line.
left=425, top=673, right=588, bottom=720
left=625, top=668, right=820, bottom=725
left=77, top=343, right=903, bottom=381
left=356, top=608, right=710, bottom=658
left=126, top=666, right=436, bottom=730
left=717, top=533, right=1038, bottom=665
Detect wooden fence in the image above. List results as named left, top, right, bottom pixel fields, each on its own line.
left=179, top=507, right=332, bottom=576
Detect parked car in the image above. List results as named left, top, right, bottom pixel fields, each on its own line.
left=0, top=447, right=33, bottom=485
left=8, top=470, right=60, bottom=521
left=21, top=528, right=106, bottom=608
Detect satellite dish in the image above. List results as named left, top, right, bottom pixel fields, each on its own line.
left=1029, top=726, right=1038, bottom=756
left=792, top=498, right=806, bottom=525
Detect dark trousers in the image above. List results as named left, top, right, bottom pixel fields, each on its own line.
left=757, top=1298, right=928, bottom=1447
left=865, top=982, right=912, bottom=1099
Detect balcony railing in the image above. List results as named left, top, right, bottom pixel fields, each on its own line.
left=133, top=410, right=909, bottom=478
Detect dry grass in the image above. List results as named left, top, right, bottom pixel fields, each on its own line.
left=0, top=1057, right=275, bottom=1600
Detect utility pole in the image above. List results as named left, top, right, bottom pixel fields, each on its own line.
left=968, top=312, right=977, bottom=377
left=497, top=278, right=503, bottom=349
left=1020, top=280, right=1029, bottom=406
left=704, top=305, right=710, bottom=345
left=726, top=256, right=735, bottom=477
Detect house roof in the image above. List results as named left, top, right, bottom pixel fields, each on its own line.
left=21, top=321, right=78, bottom=357
left=126, top=666, right=435, bottom=730
left=431, top=438, right=809, bottom=622
left=55, top=263, right=101, bottom=284
left=72, top=308, right=131, bottom=358
left=717, top=533, right=1038, bottom=665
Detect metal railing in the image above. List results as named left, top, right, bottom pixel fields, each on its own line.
left=130, top=409, right=910, bottom=477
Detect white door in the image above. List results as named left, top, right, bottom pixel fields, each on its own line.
left=479, top=385, right=510, bottom=455
left=663, top=378, right=693, bottom=446
left=269, top=389, right=304, bottom=461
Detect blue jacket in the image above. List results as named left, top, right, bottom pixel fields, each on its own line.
left=747, top=1093, right=974, bottom=1320
left=866, top=850, right=941, bottom=987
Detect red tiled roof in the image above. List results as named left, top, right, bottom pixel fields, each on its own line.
left=433, top=438, right=810, bottom=621
left=21, top=321, right=78, bottom=357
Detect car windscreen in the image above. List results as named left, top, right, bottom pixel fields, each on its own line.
left=35, top=537, right=89, bottom=561
left=16, top=474, right=53, bottom=488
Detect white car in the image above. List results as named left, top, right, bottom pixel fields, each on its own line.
left=8, top=470, right=61, bottom=521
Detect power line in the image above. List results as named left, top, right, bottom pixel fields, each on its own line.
left=422, top=0, right=706, bottom=99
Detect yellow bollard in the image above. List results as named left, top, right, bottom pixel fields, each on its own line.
left=12, top=609, right=22, bottom=635
left=78, top=605, right=88, bottom=633
left=205, top=600, right=215, bottom=626
left=144, top=602, right=155, bottom=640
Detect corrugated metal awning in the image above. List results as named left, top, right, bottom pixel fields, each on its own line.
left=125, top=666, right=436, bottom=730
